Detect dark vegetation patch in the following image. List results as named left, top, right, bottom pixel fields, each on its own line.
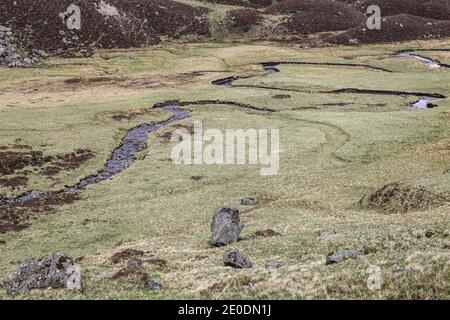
left=350, top=0, right=450, bottom=20
left=321, top=102, right=354, bottom=107
left=254, top=229, right=281, bottom=237
left=191, top=175, right=207, bottom=181
left=323, top=88, right=446, bottom=98
left=0, top=176, right=28, bottom=189
left=324, top=14, right=450, bottom=44
left=0, top=0, right=210, bottom=55
left=159, top=124, right=195, bottom=144
left=0, top=192, right=80, bottom=234
left=266, top=0, right=365, bottom=34
left=360, top=182, right=449, bottom=212
left=0, top=150, right=52, bottom=175
left=61, top=73, right=205, bottom=91
left=40, top=149, right=95, bottom=177
left=202, top=0, right=273, bottom=7
left=110, top=248, right=145, bottom=264
left=225, top=9, right=264, bottom=33
left=272, top=94, right=291, bottom=99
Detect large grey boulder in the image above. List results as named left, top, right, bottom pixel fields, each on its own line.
left=210, top=206, right=243, bottom=246
left=223, top=248, right=253, bottom=269
left=3, top=252, right=83, bottom=296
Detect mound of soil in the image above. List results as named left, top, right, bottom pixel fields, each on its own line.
left=0, top=176, right=28, bottom=189
left=225, top=8, right=264, bottom=32
left=351, top=0, right=450, bottom=20
left=359, top=182, right=448, bottom=212
left=0, top=0, right=209, bottom=54
left=265, top=0, right=365, bottom=33
left=324, top=14, right=450, bottom=44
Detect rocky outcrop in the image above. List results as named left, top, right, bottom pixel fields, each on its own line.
left=3, top=252, right=82, bottom=296
left=0, top=26, right=39, bottom=67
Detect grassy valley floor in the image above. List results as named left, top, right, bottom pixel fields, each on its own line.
left=0, top=40, right=449, bottom=299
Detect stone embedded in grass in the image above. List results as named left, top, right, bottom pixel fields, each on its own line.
left=210, top=206, right=243, bottom=247
left=223, top=248, right=253, bottom=269
left=325, top=249, right=357, bottom=265
left=3, top=252, right=83, bottom=296
left=265, top=259, right=281, bottom=270
left=241, top=196, right=257, bottom=206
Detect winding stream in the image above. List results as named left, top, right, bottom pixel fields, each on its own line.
left=1, top=51, right=447, bottom=209
left=396, top=50, right=449, bottom=69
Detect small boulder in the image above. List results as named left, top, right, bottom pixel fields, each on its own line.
left=241, top=196, right=257, bottom=206
left=210, top=206, right=243, bottom=246
left=325, top=249, right=357, bottom=265
left=3, top=252, right=83, bottom=296
left=223, top=248, right=253, bottom=269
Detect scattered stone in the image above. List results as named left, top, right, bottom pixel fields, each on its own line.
left=112, top=258, right=161, bottom=291
left=31, top=49, right=48, bottom=58
left=125, top=52, right=134, bottom=59
left=241, top=196, right=257, bottom=206
left=223, top=248, right=253, bottom=269
left=393, top=266, right=406, bottom=273
left=325, top=249, right=357, bottom=265
left=254, top=229, right=281, bottom=237
left=3, top=252, right=82, bottom=296
left=110, top=248, right=144, bottom=264
left=91, top=53, right=102, bottom=59
left=349, top=38, right=359, bottom=45
left=265, top=259, right=281, bottom=270
left=210, top=206, right=243, bottom=247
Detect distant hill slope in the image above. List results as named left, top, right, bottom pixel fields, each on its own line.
left=0, top=0, right=449, bottom=58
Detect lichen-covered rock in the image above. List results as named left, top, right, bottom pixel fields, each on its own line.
left=210, top=206, right=243, bottom=246
left=3, top=252, right=83, bottom=296
left=223, top=248, right=253, bottom=268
